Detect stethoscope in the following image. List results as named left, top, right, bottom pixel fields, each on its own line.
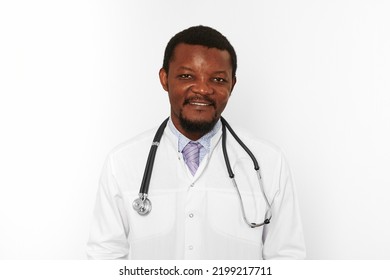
left=132, top=117, right=272, bottom=228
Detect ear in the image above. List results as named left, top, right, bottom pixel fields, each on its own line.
left=230, top=76, right=237, bottom=95
left=159, top=68, right=169, bottom=92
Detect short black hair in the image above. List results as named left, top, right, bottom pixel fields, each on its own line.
left=162, top=25, right=237, bottom=77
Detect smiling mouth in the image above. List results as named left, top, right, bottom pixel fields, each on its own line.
left=185, top=98, right=215, bottom=108
left=189, top=102, right=211, bottom=106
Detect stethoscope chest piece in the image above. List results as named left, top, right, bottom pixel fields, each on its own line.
left=132, top=194, right=152, bottom=215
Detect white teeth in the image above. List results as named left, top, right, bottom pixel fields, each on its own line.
left=190, top=102, right=209, bottom=106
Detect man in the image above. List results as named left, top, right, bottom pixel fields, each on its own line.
left=87, top=26, right=305, bottom=259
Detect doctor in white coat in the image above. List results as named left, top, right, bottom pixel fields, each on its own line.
left=87, top=25, right=306, bottom=260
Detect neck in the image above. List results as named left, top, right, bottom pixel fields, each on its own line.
left=171, top=116, right=217, bottom=141
left=174, top=122, right=207, bottom=141
left=182, top=131, right=205, bottom=141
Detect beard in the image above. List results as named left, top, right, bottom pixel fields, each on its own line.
left=178, top=111, right=218, bottom=136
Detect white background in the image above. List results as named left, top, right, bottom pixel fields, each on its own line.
left=1, top=0, right=389, bottom=259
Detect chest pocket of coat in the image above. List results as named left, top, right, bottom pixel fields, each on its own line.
left=206, top=189, right=266, bottom=245
left=126, top=190, right=179, bottom=242
left=206, top=157, right=268, bottom=244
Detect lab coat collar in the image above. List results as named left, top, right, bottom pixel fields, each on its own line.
left=164, top=118, right=223, bottom=180
left=167, top=117, right=222, bottom=155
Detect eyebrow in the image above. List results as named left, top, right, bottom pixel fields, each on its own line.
left=212, top=71, right=229, bottom=75
left=177, top=66, right=194, bottom=71
left=177, top=66, right=228, bottom=75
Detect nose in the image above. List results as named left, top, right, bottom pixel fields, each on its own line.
left=191, top=78, right=213, bottom=95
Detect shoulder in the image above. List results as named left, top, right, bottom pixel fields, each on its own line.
left=108, top=127, right=157, bottom=160
left=226, top=124, right=283, bottom=158
left=225, top=123, right=293, bottom=186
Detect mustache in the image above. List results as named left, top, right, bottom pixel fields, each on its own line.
left=183, top=96, right=216, bottom=107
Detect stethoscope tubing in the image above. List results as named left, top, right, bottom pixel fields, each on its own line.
left=221, top=117, right=271, bottom=227
left=221, top=117, right=260, bottom=173
left=139, top=118, right=169, bottom=195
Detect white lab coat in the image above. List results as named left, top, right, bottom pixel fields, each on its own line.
left=87, top=123, right=306, bottom=259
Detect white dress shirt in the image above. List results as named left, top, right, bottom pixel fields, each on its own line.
left=87, top=120, right=306, bottom=259
left=167, top=118, right=221, bottom=168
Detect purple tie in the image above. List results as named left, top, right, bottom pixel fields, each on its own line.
left=182, top=141, right=202, bottom=176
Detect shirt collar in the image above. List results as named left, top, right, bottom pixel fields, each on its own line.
left=168, top=118, right=222, bottom=153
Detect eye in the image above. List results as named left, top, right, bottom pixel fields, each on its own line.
left=178, top=74, right=193, bottom=79
left=213, top=77, right=227, bottom=83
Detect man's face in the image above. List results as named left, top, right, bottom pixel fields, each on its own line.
left=159, top=43, right=236, bottom=140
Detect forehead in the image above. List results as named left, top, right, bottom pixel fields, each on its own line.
left=170, top=43, right=232, bottom=71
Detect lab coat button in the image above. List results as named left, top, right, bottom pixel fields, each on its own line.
left=188, top=245, right=193, bottom=250
left=189, top=213, right=194, bottom=218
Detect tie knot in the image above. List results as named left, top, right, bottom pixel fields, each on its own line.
left=182, top=142, right=202, bottom=176
left=185, top=141, right=202, bottom=150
